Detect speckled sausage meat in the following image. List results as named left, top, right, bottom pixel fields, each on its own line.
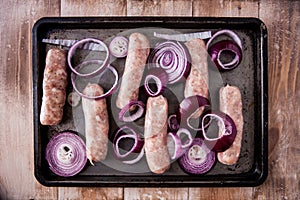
left=144, top=95, right=170, bottom=174
left=218, top=85, right=244, bottom=165
left=82, top=84, right=109, bottom=165
left=116, top=33, right=150, bottom=109
left=40, top=49, right=68, bottom=125
left=184, top=38, right=209, bottom=99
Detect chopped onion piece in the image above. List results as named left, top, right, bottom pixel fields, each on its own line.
left=67, top=91, right=81, bottom=107
left=176, top=128, right=193, bottom=149
left=71, top=61, right=118, bottom=99
left=45, top=131, right=87, bottom=177
left=109, top=36, right=128, bottom=58
left=154, top=31, right=212, bottom=41
left=201, top=110, right=237, bottom=152
left=206, top=29, right=242, bottom=50
left=168, top=114, right=179, bottom=132
left=178, top=95, right=210, bottom=130
left=119, top=100, right=145, bottom=122
left=67, top=38, right=110, bottom=77
left=178, top=138, right=215, bottom=175
left=167, top=132, right=183, bottom=160
left=113, top=126, right=144, bottom=164
left=147, top=41, right=191, bottom=84
left=144, top=68, right=168, bottom=97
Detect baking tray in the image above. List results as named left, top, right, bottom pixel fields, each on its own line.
left=32, top=17, right=268, bottom=187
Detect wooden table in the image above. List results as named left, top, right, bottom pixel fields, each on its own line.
left=0, top=0, right=299, bottom=199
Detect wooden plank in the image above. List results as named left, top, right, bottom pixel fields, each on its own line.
left=127, top=0, right=192, bottom=16
left=124, top=188, right=188, bottom=200
left=254, top=1, right=300, bottom=199
left=0, top=0, right=60, bottom=199
left=189, top=0, right=260, bottom=199
left=58, top=0, right=126, bottom=198
left=193, top=0, right=259, bottom=17
left=61, top=0, right=126, bottom=16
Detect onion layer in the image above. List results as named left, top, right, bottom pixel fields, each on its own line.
left=147, top=41, right=191, bottom=84
left=119, top=100, right=145, bottom=122
left=71, top=60, right=118, bottom=99
left=167, top=132, right=183, bottom=160
left=178, top=137, right=215, bottom=175
left=45, top=131, right=87, bottom=177
left=67, top=38, right=110, bottom=77
left=178, top=95, right=210, bottom=130
left=113, top=126, right=144, bottom=164
left=168, top=114, right=179, bottom=132
left=201, top=110, right=237, bottom=152
left=144, top=68, right=168, bottom=97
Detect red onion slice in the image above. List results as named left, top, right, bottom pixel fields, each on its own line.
left=178, top=137, right=215, bottom=175
left=167, top=132, right=183, bottom=160
left=147, top=41, right=191, bottom=84
left=45, top=131, right=87, bottom=177
left=71, top=60, right=118, bottom=99
left=113, top=126, right=145, bottom=164
left=178, top=95, right=210, bottom=130
left=109, top=36, right=128, bottom=58
left=206, top=29, right=242, bottom=50
left=168, top=114, right=179, bottom=132
left=119, top=100, right=145, bottom=122
left=67, top=38, right=110, bottom=77
left=144, top=68, right=168, bottom=97
left=201, top=110, right=237, bottom=152
left=208, top=40, right=242, bottom=71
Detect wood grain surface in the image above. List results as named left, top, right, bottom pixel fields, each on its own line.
left=0, top=0, right=299, bottom=199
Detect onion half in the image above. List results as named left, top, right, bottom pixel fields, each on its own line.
left=68, top=38, right=110, bottom=77
left=178, top=137, right=216, bottom=175
left=178, top=95, right=210, bottom=130
left=147, top=41, right=191, bottom=84
left=45, top=131, right=87, bottom=177
left=201, top=110, right=237, bottom=152
left=71, top=61, right=118, bottom=99
left=119, top=100, right=145, bottom=122
left=113, top=126, right=145, bottom=164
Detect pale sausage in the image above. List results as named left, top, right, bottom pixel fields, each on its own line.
left=217, top=85, right=244, bottom=165
left=82, top=83, right=109, bottom=164
left=116, top=33, right=150, bottom=109
left=40, top=49, right=68, bottom=125
left=144, top=95, right=170, bottom=174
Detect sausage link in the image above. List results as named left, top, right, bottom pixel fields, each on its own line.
left=116, top=33, right=150, bottom=109
left=217, top=85, right=244, bottom=165
left=144, top=95, right=170, bottom=174
left=184, top=38, right=209, bottom=99
left=82, top=84, right=109, bottom=164
left=40, top=49, right=68, bottom=125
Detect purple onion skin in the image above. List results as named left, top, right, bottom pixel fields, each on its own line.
left=178, top=137, right=216, bottom=175
left=208, top=40, right=242, bottom=71
left=177, top=95, right=210, bottom=129
left=202, top=110, right=237, bottom=152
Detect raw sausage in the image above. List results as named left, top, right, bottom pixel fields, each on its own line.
left=116, top=33, right=150, bottom=109
left=40, top=49, right=68, bottom=125
left=144, top=95, right=170, bottom=174
left=82, top=83, right=109, bottom=164
left=217, top=85, right=244, bottom=165
left=184, top=38, right=209, bottom=99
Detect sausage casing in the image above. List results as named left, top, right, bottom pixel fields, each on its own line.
left=144, top=95, right=170, bottom=174
left=217, top=85, right=244, bottom=165
left=40, top=49, right=68, bottom=125
left=184, top=38, right=209, bottom=99
left=116, top=33, right=150, bottom=109
left=82, top=84, right=109, bottom=164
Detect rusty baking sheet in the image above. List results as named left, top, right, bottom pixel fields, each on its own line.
left=32, top=17, right=268, bottom=187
